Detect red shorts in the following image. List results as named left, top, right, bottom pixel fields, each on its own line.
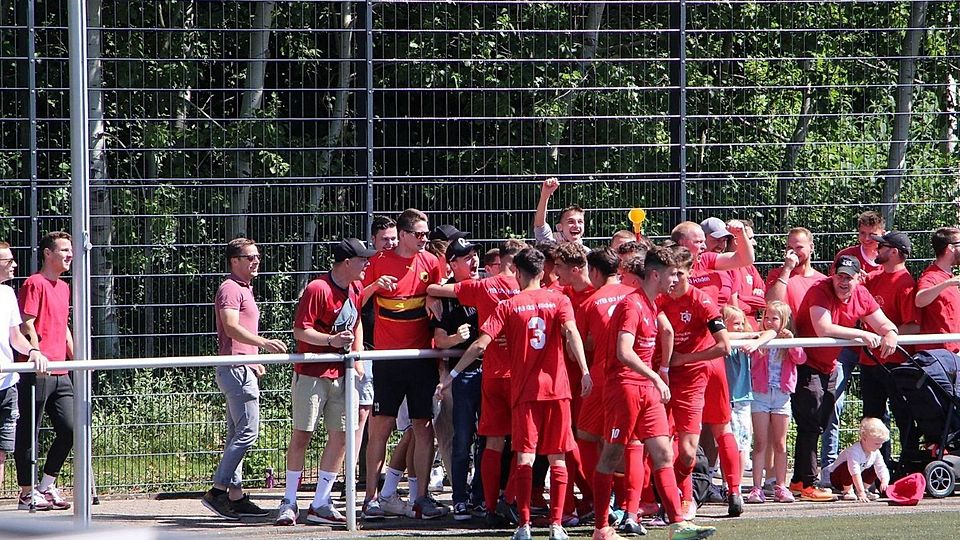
left=668, top=358, right=731, bottom=435
left=479, top=376, right=512, bottom=437
left=604, top=382, right=670, bottom=444
left=512, top=399, right=576, bottom=455
left=577, top=383, right=605, bottom=437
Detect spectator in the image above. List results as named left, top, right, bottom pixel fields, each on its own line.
left=727, top=221, right=766, bottom=328
left=483, top=248, right=501, bottom=277
left=831, top=210, right=885, bottom=274
left=534, top=178, right=586, bottom=244
left=202, top=237, right=288, bottom=520
left=915, top=226, right=960, bottom=353
left=700, top=217, right=733, bottom=255
left=825, top=418, right=890, bottom=503
left=610, top=230, right=635, bottom=251
left=275, top=238, right=375, bottom=526
left=765, top=227, right=826, bottom=315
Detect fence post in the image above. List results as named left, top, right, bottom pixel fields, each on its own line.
left=343, top=353, right=358, bottom=532
left=669, top=0, right=688, bottom=222
left=362, top=0, right=375, bottom=242
left=26, top=0, right=39, bottom=273
left=68, top=0, right=93, bottom=527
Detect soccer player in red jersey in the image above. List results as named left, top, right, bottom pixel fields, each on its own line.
left=434, top=239, right=525, bottom=522
left=447, top=247, right=591, bottom=540
left=831, top=211, right=884, bottom=274
left=659, top=247, right=743, bottom=518
left=592, top=248, right=717, bottom=540
left=361, top=208, right=446, bottom=520
left=915, top=227, right=960, bottom=353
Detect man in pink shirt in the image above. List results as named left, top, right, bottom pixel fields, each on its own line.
left=765, top=227, right=826, bottom=315
left=203, top=238, right=288, bottom=520
left=915, top=227, right=960, bottom=353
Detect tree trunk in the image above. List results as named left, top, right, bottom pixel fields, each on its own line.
left=298, top=1, right=355, bottom=291
left=883, top=0, right=929, bottom=227
left=227, top=0, right=275, bottom=240
left=777, top=60, right=817, bottom=227
left=942, top=7, right=957, bottom=156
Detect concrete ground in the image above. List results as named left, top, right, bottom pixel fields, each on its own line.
left=2, top=487, right=960, bottom=539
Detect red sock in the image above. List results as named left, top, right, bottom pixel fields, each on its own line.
left=613, top=474, right=626, bottom=509
left=640, top=453, right=656, bottom=504
left=592, top=471, right=613, bottom=531
left=578, top=438, right=600, bottom=490
left=674, top=453, right=694, bottom=502
left=504, top=463, right=517, bottom=504
left=482, top=448, right=503, bottom=513
left=654, top=466, right=683, bottom=524
left=718, top=431, right=742, bottom=492
left=625, top=444, right=645, bottom=515
left=569, top=445, right=594, bottom=501
left=549, top=465, right=569, bottom=525
left=515, top=463, right=533, bottom=526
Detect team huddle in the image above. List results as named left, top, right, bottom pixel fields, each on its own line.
left=5, top=179, right=959, bottom=539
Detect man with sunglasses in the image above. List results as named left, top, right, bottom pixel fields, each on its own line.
left=915, top=227, right=960, bottom=354
left=202, top=237, right=288, bottom=520
left=362, top=208, right=446, bottom=519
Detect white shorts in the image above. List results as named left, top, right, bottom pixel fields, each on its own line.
left=730, top=400, right=753, bottom=450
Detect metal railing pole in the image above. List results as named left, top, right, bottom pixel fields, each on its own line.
left=68, top=0, right=93, bottom=527
left=343, top=353, right=357, bottom=532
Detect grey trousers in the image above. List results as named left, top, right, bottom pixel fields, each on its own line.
left=213, top=365, right=260, bottom=489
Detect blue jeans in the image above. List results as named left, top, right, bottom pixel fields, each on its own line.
left=451, top=366, right=483, bottom=505
left=213, top=365, right=260, bottom=488
left=820, top=348, right=857, bottom=476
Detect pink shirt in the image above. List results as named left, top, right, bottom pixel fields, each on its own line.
left=215, top=275, right=260, bottom=356
left=19, top=273, right=71, bottom=373
left=750, top=347, right=806, bottom=394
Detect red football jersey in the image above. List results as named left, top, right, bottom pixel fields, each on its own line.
left=482, top=288, right=575, bottom=405
left=578, top=283, right=634, bottom=391
left=454, top=274, right=521, bottom=378
left=362, top=249, right=443, bottom=349
left=607, top=291, right=659, bottom=386
left=795, top=279, right=880, bottom=373
left=657, top=285, right=722, bottom=359
left=688, top=269, right=733, bottom=306
left=916, top=264, right=960, bottom=353
left=293, top=274, right=362, bottom=378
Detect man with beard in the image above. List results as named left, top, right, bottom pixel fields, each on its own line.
left=915, top=227, right=960, bottom=354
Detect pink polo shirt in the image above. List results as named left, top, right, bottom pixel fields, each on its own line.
left=215, top=275, right=260, bottom=355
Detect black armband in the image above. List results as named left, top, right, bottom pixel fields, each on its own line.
left=707, top=318, right=727, bottom=333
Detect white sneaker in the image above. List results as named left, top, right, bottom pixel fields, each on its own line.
left=549, top=523, right=570, bottom=540
left=512, top=524, right=533, bottom=540
left=275, top=498, right=298, bottom=526
left=18, top=490, right=52, bottom=511
left=429, top=465, right=445, bottom=492
left=378, top=493, right=411, bottom=516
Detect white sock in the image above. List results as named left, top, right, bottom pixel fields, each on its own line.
left=285, top=470, right=302, bottom=503
left=408, top=476, right=419, bottom=500
left=38, top=474, right=56, bottom=492
left=381, top=467, right=403, bottom=499
left=313, top=470, right=337, bottom=509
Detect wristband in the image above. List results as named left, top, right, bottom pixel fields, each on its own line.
left=777, top=277, right=789, bottom=286
left=449, top=369, right=460, bottom=379
left=28, top=348, right=40, bottom=356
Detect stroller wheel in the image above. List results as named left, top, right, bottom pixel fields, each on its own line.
left=923, top=460, right=956, bottom=498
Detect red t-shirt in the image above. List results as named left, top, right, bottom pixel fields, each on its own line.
left=916, top=264, right=960, bottom=353
left=765, top=267, right=828, bottom=316
left=563, top=284, right=596, bottom=320
left=482, top=288, right=574, bottom=405
left=832, top=245, right=881, bottom=274
left=657, top=285, right=722, bottom=358
left=454, top=274, right=521, bottom=378
left=733, top=265, right=766, bottom=318
left=692, top=251, right=720, bottom=273
left=860, top=268, right=918, bottom=365
left=608, top=291, right=659, bottom=386
left=18, top=273, right=71, bottom=372
left=688, top=269, right=733, bottom=306
left=293, top=274, right=362, bottom=378
left=796, top=279, right=880, bottom=373
left=214, top=275, right=260, bottom=357
left=362, top=249, right=443, bottom=349
left=578, top=283, right=634, bottom=391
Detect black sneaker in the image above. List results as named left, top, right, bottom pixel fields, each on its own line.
left=497, top=497, right=520, bottom=525
left=727, top=491, right=744, bottom=517
left=453, top=501, right=472, bottom=521
left=201, top=490, right=240, bottom=520
left=230, top=494, right=270, bottom=517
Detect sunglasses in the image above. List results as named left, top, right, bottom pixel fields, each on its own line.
left=404, top=230, right=429, bottom=239
left=234, top=254, right=262, bottom=262
left=0, top=258, right=14, bottom=263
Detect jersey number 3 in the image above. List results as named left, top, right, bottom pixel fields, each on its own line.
left=528, top=317, right=547, bottom=350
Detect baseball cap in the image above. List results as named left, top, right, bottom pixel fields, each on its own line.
left=700, top=217, right=732, bottom=239
left=333, top=238, right=377, bottom=262
left=835, top=254, right=861, bottom=276
left=871, top=231, right=912, bottom=256
left=887, top=473, right=925, bottom=506
left=445, top=232, right=480, bottom=262
left=429, top=224, right=464, bottom=242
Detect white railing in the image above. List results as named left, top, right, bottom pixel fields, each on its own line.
left=4, top=334, right=959, bottom=532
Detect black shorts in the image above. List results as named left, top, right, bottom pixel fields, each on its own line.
left=372, top=359, right=439, bottom=420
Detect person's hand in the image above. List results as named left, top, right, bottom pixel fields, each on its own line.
left=855, top=331, right=882, bottom=349
left=654, top=375, right=671, bottom=404
left=658, top=369, right=670, bottom=388
left=456, top=323, right=471, bottom=343
left=374, top=275, right=398, bottom=292
left=878, top=330, right=898, bottom=359
left=262, top=338, right=288, bottom=353
left=249, top=363, right=267, bottom=377
left=726, top=220, right=745, bottom=238
left=740, top=339, right=761, bottom=355
left=331, top=330, right=355, bottom=349
left=879, top=480, right=889, bottom=494
left=856, top=491, right=870, bottom=503
left=28, top=349, right=49, bottom=375
left=354, top=362, right=365, bottom=380
left=435, top=372, right=453, bottom=400
left=541, top=177, right=560, bottom=197
left=778, top=328, right=794, bottom=339
left=580, top=372, right=592, bottom=397
left=783, top=249, right=799, bottom=272
left=426, top=296, right=443, bottom=320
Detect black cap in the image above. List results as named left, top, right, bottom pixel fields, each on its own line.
left=835, top=254, right=861, bottom=276
left=446, top=232, right=480, bottom=262
left=333, top=238, right=377, bottom=262
left=429, top=224, right=464, bottom=242
left=871, top=231, right=911, bottom=256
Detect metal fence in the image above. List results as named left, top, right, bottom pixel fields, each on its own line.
left=0, top=0, right=958, bottom=495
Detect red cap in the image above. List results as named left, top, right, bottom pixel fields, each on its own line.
left=887, top=473, right=925, bottom=506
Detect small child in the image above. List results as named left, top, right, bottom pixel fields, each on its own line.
left=826, top=417, right=891, bottom=502
left=746, top=301, right=806, bottom=504
left=721, top=305, right=756, bottom=488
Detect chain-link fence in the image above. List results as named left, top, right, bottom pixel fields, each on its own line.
left=0, top=0, right=958, bottom=495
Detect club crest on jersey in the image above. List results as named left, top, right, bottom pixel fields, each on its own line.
left=680, top=310, right=692, bottom=323
left=419, top=271, right=430, bottom=283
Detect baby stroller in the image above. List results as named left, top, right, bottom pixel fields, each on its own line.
left=873, top=347, right=960, bottom=498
